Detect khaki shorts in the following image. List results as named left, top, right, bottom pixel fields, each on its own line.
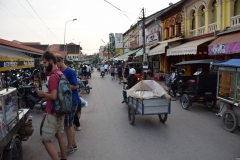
left=41, top=114, right=64, bottom=142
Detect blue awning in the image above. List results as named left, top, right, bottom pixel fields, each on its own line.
left=213, top=59, right=240, bottom=68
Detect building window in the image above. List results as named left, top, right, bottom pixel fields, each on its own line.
left=234, top=0, right=240, bottom=16
left=211, top=0, right=217, bottom=23
left=200, top=6, right=205, bottom=27
left=191, top=10, right=196, bottom=30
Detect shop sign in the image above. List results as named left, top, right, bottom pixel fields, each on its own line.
left=146, top=31, right=160, bottom=45
left=208, top=41, right=240, bottom=55
left=130, top=40, right=139, bottom=49
left=0, top=61, right=34, bottom=67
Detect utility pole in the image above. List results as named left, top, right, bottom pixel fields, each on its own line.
left=140, top=8, right=148, bottom=80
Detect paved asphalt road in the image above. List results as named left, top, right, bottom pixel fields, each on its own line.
left=22, top=70, right=240, bottom=160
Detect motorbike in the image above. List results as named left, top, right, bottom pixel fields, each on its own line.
left=77, top=78, right=92, bottom=94
left=18, top=84, right=45, bottom=111
left=168, top=78, right=180, bottom=99
left=101, top=71, right=105, bottom=78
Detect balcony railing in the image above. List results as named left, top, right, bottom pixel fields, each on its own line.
left=208, top=22, right=217, bottom=33
left=189, top=29, right=196, bottom=38
left=231, top=14, right=240, bottom=27
left=198, top=26, right=205, bottom=35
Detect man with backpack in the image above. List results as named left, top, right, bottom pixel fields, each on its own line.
left=36, top=51, right=67, bottom=160
left=55, top=54, right=80, bottom=155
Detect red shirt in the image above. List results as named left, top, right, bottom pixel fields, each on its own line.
left=46, top=68, right=63, bottom=114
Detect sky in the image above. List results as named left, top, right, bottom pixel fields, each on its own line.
left=0, top=0, right=180, bottom=55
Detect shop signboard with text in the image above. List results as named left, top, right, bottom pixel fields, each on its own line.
left=115, top=33, right=123, bottom=49
left=146, top=31, right=160, bottom=46
left=208, top=41, right=240, bottom=55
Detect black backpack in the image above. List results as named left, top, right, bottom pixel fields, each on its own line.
left=51, top=72, right=72, bottom=115
left=117, top=66, right=122, bottom=72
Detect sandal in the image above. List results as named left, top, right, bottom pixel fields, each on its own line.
left=76, top=127, right=81, bottom=131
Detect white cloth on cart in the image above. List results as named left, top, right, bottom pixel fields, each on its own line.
left=126, top=80, right=171, bottom=100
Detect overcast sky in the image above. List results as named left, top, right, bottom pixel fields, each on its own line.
left=0, top=0, right=180, bottom=55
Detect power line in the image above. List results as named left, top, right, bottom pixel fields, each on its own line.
left=0, top=1, right=48, bottom=43
left=25, top=0, right=62, bottom=43
left=17, top=0, right=45, bottom=28
left=103, top=0, right=132, bottom=22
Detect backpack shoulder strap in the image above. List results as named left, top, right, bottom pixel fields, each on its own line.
left=53, top=72, right=62, bottom=79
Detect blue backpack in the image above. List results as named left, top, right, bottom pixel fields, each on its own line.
left=51, top=72, right=72, bottom=115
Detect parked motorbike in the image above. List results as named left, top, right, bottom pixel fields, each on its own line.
left=18, top=84, right=45, bottom=111
left=168, top=78, right=180, bottom=99
left=77, top=78, right=92, bottom=94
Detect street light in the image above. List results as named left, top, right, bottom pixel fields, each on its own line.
left=64, top=18, right=77, bottom=51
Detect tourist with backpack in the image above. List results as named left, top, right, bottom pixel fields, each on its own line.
left=36, top=51, right=67, bottom=160
left=55, top=54, right=80, bottom=155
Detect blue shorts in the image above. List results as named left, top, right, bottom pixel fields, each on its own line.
left=64, top=104, right=77, bottom=126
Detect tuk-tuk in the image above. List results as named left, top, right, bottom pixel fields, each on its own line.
left=174, top=59, right=221, bottom=110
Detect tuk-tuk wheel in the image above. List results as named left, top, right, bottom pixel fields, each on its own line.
left=158, top=114, right=168, bottom=123
left=181, top=94, right=190, bottom=110
left=128, top=105, right=135, bottom=125
left=222, top=110, right=238, bottom=133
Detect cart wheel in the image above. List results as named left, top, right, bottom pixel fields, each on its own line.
left=158, top=114, right=168, bottom=123
left=205, top=101, right=216, bottom=109
left=3, top=137, right=23, bottom=160
left=222, top=110, right=238, bottom=132
left=181, top=94, right=190, bottom=110
left=86, top=89, right=90, bottom=94
left=128, top=105, right=135, bottom=125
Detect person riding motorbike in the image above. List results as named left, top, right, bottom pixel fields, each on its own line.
left=122, top=68, right=138, bottom=104
left=170, top=70, right=185, bottom=100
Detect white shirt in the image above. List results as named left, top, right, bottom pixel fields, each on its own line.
left=170, top=72, right=175, bottom=81
left=86, top=66, right=91, bottom=72
left=100, top=66, right=105, bottom=72
left=104, top=64, right=109, bottom=69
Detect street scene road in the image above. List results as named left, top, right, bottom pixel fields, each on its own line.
left=22, top=71, right=240, bottom=160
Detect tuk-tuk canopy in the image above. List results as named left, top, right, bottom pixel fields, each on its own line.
left=213, top=59, right=240, bottom=68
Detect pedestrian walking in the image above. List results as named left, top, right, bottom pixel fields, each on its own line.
left=55, top=54, right=80, bottom=155
left=110, top=66, right=115, bottom=80
left=36, top=51, right=67, bottom=160
left=73, top=99, right=81, bottom=131
left=115, top=66, right=118, bottom=80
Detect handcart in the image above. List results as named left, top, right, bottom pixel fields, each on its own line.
left=0, top=57, right=35, bottom=159
left=213, top=59, right=240, bottom=132
left=126, top=80, right=171, bottom=125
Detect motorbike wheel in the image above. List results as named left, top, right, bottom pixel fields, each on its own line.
left=222, top=110, right=238, bottom=132
left=86, top=89, right=90, bottom=94
left=168, top=89, right=175, bottom=98
left=158, top=114, right=168, bottom=123
left=181, top=94, right=190, bottom=110
left=128, top=105, right=135, bottom=125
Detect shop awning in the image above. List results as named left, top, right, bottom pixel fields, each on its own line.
left=114, top=48, right=141, bottom=60
left=167, top=37, right=214, bottom=56
left=135, top=43, right=159, bottom=57
left=159, top=37, right=183, bottom=44
left=148, top=43, right=168, bottom=56
left=208, top=32, right=240, bottom=55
